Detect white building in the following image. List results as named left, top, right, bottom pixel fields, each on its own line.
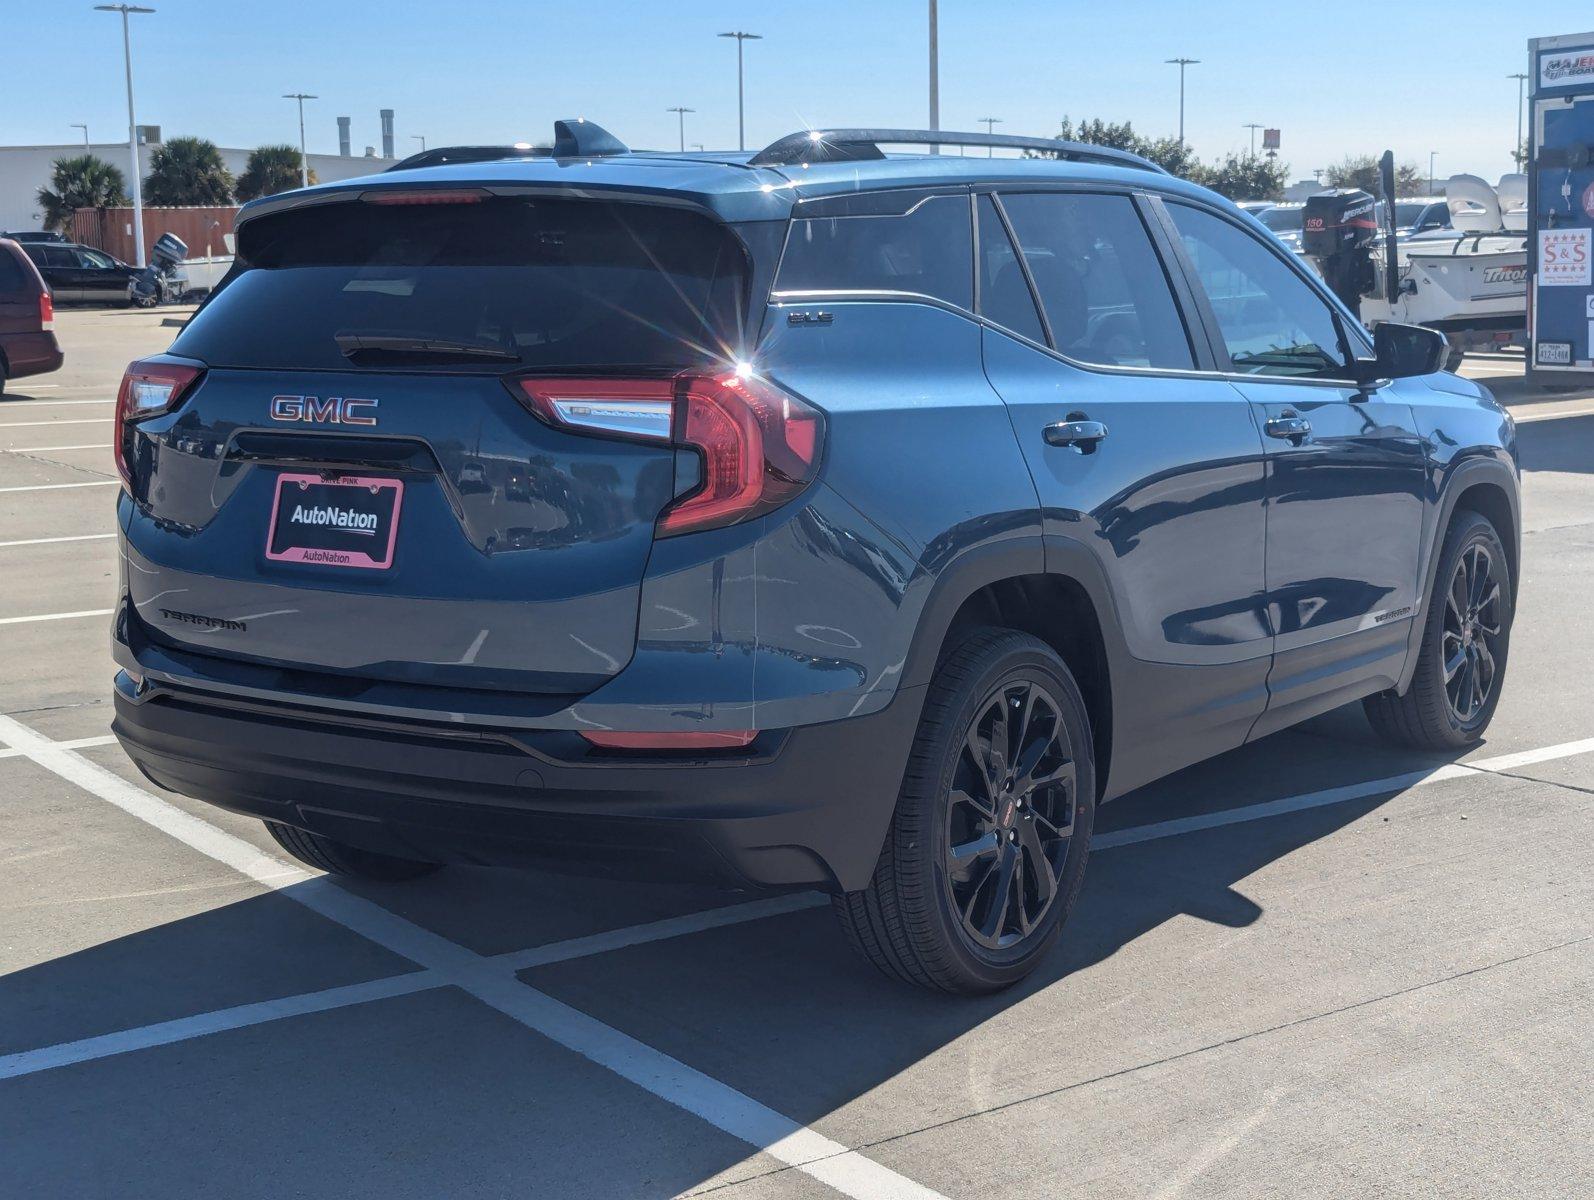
left=0, top=139, right=392, bottom=235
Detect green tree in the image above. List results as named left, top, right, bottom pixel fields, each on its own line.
left=34, top=154, right=128, bottom=232
left=142, top=136, right=235, bottom=206
left=234, top=144, right=316, bottom=201
left=1038, top=116, right=1222, bottom=184
left=1323, top=154, right=1426, bottom=197
left=1200, top=151, right=1290, bottom=201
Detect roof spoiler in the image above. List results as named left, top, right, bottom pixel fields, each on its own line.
left=386, top=120, right=630, bottom=172
left=748, top=128, right=1167, bottom=174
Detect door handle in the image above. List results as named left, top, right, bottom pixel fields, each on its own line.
left=1264, top=413, right=1312, bottom=445
left=1044, top=418, right=1109, bottom=451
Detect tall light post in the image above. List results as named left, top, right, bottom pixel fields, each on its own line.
left=928, top=0, right=939, bottom=152
left=1509, top=72, right=1529, bottom=169
left=71, top=123, right=90, bottom=151
left=94, top=4, right=153, bottom=268
left=1243, top=122, right=1263, bottom=156
left=412, top=134, right=426, bottom=152
left=979, top=116, right=1002, bottom=156
left=283, top=93, right=317, bottom=187
left=717, top=31, right=761, bottom=152
left=1165, top=57, right=1200, bottom=147
left=1429, top=150, right=1438, bottom=194
left=667, top=106, right=695, bottom=153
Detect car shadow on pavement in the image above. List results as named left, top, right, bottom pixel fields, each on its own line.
left=0, top=705, right=1483, bottom=1198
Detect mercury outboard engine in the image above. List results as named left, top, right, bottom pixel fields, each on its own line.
left=131, top=232, right=188, bottom=307
left=1303, top=189, right=1377, bottom=316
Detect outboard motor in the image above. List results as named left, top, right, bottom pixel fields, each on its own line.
left=1303, top=189, right=1377, bottom=316
left=131, top=232, right=189, bottom=307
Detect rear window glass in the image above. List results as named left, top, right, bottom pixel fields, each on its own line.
left=0, top=248, right=25, bottom=290
left=172, top=196, right=749, bottom=372
left=774, top=193, right=972, bottom=310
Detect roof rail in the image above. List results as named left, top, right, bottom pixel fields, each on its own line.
left=386, top=144, right=549, bottom=172
left=748, top=128, right=1167, bottom=174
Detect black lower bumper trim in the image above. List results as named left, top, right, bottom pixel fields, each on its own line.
left=112, top=682, right=923, bottom=892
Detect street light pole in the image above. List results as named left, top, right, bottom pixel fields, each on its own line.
left=283, top=93, right=317, bottom=188
left=667, top=106, right=695, bottom=153
left=1165, top=57, right=1200, bottom=147
left=1243, top=122, right=1263, bottom=156
left=94, top=4, right=154, bottom=267
left=928, top=0, right=939, bottom=153
left=412, top=134, right=426, bottom=152
left=979, top=116, right=1002, bottom=156
left=1429, top=150, right=1437, bottom=194
left=718, top=32, right=761, bottom=152
left=1509, top=72, right=1529, bottom=169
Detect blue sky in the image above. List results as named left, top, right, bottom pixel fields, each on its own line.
left=3, top=1, right=1585, bottom=183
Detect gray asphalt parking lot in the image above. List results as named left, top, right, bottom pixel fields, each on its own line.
left=2, top=310, right=1591, bottom=1198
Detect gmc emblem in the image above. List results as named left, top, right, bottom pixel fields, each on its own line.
left=270, top=395, right=379, bottom=426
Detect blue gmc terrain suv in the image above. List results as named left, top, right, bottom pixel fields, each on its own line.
left=110, top=123, right=1519, bottom=993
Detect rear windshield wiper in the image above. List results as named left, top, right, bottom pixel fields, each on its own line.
left=334, top=331, right=521, bottom=363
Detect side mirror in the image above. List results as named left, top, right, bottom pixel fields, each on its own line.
left=1352, top=322, right=1447, bottom=385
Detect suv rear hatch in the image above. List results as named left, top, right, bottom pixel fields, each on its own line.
left=122, top=190, right=752, bottom=702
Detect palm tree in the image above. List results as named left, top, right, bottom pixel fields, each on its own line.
left=234, top=144, right=316, bottom=202
left=142, top=136, right=235, bottom=206
left=35, top=155, right=128, bottom=232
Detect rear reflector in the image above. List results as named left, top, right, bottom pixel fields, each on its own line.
left=38, top=291, right=53, bottom=331
left=114, top=357, right=205, bottom=490
left=581, top=730, right=758, bottom=751
left=514, top=370, right=823, bottom=537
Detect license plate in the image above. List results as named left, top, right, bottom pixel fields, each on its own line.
left=266, top=473, right=403, bottom=570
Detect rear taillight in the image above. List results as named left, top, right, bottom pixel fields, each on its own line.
left=514, top=370, right=823, bottom=537
left=114, top=357, right=204, bottom=490
left=38, top=291, right=53, bottom=331
left=580, top=729, right=757, bottom=751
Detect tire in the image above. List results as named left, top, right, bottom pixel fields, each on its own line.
left=264, top=820, right=441, bottom=882
left=1363, top=510, right=1512, bottom=750
left=834, top=628, right=1095, bottom=994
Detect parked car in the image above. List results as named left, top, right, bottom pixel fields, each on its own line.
left=19, top=241, right=140, bottom=306
left=0, top=238, right=63, bottom=393
left=2, top=230, right=69, bottom=244
left=109, top=122, right=1520, bottom=993
left=1394, top=197, right=1452, bottom=237
left=1255, top=201, right=1306, bottom=250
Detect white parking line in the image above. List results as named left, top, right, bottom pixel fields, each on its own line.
left=0, top=533, right=115, bottom=550
left=0, top=418, right=109, bottom=428
left=1, top=398, right=112, bottom=407
left=0, top=734, right=116, bottom=761
left=1514, top=404, right=1594, bottom=424
left=0, top=715, right=949, bottom=1200
left=1, top=444, right=112, bottom=453
left=0, top=609, right=114, bottom=626
left=0, top=480, right=117, bottom=494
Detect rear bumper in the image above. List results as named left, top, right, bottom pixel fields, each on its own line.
left=1, top=331, right=63, bottom=379
left=111, top=672, right=923, bottom=893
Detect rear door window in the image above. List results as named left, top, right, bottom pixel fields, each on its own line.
left=0, top=248, right=25, bottom=290
left=172, top=196, right=750, bottom=373
left=998, top=192, right=1194, bottom=369
left=774, top=193, right=973, bottom=310
left=976, top=195, right=1046, bottom=343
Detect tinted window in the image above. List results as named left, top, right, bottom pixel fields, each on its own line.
left=1168, top=203, right=1348, bottom=378
left=976, top=195, right=1045, bottom=342
left=78, top=248, right=116, bottom=269
left=0, top=248, right=25, bottom=290
left=35, top=246, right=75, bottom=269
left=173, top=196, right=748, bottom=373
left=775, top=194, right=972, bottom=310
left=1258, top=206, right=1302, bottom=232
left=1000, top=192, right=1193, bottom=369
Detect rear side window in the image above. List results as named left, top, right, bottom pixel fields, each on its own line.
left=0, top=248, right=25, bottom=290
left=999, top=193, right=1194, bottom=370
left=774, top=193, right=972, bottom=310
left=173, top=196, right=749, bottom=372
left=977, top=196, right=1046, bottom=343
left=1167, top=203, right=1349, bottom=378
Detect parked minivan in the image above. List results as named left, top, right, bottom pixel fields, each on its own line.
left=0, top=238, right=62, bottom=393
left=110, top=123, right=1519, bottom=993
